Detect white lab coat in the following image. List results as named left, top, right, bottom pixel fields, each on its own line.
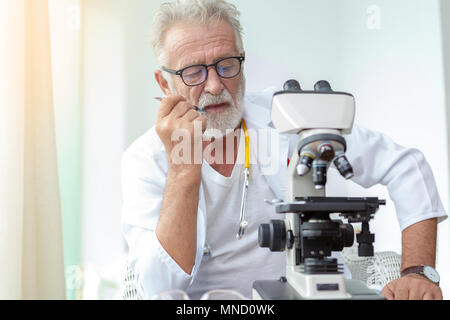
left=121, top=86, right=447, bottom=299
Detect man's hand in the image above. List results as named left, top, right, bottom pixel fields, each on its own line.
left=154, top=94, right=207, bottom=274
left=155, top=94, right=206, bottom=170
left=382, top=274, right=443, bottom=300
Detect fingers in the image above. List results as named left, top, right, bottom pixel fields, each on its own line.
left=387, top=278, right=410, bottom=300
left=395, top=287, right=409, bottom=300
left=422, top=287, right=443, bottom=300
left=423, top=292, right=434, bottom=300
left=435, top=288, right=443, bottom=300
left=382, top=285, right=394, bottom=300
left=172, top=102, right=196, bottom=118
left=409, top=289, right=423, bottom=300
left=384, top=276, right=443, bottom=300
left=182, top=109, right=202, bottom=121
left=181, top=110, right=207, bottom=132
left=156, top=94, right=185, bottom=119
left=157, top=95, right=200, bottom=121
left=199, top=114, right=207, bottom=133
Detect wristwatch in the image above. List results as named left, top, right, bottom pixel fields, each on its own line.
left=401, top=265, right=440, bottom=285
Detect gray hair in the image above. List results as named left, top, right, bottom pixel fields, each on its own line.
left=151, top=0, right=244, bottom=67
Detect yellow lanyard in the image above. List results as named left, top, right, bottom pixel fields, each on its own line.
left=242, top=119, right=250, bottom=169
left=237, top=119, right=250, bottom=239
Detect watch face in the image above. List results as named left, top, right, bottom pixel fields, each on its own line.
left=423, top=266, right=440, bottom=283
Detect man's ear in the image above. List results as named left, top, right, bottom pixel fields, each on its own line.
left=155, top=70, right=172, bottom=96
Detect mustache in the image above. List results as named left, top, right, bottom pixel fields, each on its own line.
left=197, top=90, right=234, bottom=109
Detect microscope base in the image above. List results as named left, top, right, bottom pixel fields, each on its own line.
left=252, top=279, right=384, bottom=300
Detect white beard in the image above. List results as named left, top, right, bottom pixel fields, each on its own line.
left=198, top=80, right=245, bottom=139
left=167, top=75, right=246, bottom=140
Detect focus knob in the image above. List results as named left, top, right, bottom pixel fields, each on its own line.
left=332, top=222, right=354, bottom=251
left=258, top=224, right=271, bottom=248
left=258, top=220, right=286, bottom=252
left=341, top=223, right=355, bottom=247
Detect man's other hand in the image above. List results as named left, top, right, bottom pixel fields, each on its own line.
left=382, top=274, right=443, bottom=300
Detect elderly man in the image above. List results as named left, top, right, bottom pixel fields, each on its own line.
left=121, top=0, right=447, bottom=300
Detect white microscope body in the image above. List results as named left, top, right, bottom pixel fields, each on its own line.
left=253, top=80, right=384, bottom=300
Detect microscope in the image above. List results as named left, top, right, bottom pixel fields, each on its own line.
left=252, top=80, right=386, bottom=300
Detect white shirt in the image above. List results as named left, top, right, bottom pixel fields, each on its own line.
left=121, top=87, right=447, bottom=299
left=187, top=130, right=285, bottom=299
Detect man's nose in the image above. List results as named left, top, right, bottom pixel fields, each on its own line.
left=203, top=66, right=224, bottom=96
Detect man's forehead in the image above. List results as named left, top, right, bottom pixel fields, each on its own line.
left=163, top=20, right=238, bottom=67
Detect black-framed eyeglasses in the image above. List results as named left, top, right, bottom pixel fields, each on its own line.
left=161, top=56, right=245, bottom=87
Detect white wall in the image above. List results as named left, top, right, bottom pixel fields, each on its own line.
left=338, top=0, right=450, bottom=295
left=81, top=0, right=127, bottom=274
left=335, top=0, right=449, bottom=294
left=230, top=0, right=450, bottom=294
left=79, top=0, right=450, bottom=297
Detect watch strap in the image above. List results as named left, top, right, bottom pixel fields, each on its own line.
left=401, top=265, right=424, bottom=277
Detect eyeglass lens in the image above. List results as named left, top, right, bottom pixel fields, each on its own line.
left=182, top=57, right=241, bottom=86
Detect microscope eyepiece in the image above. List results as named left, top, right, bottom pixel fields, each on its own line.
left=314, top=80, right=333, bottom=92
left=283, top=79, right=302, bottom=92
